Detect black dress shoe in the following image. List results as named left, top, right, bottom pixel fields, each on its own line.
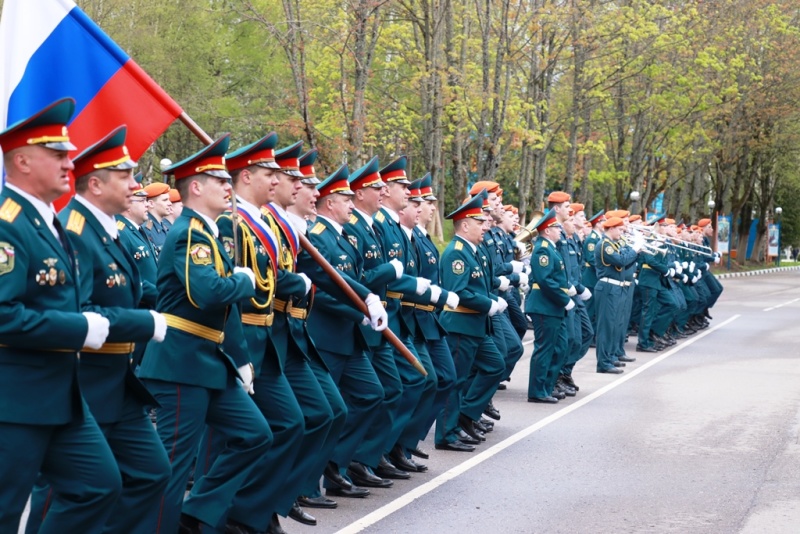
left=479, top=417, right=495, bottom=429
left=560, top=374, right=579, bottom=391
left=267, top=514, right=286, bottom=534
left=473, top=419, right=491, bottom=433
left=551, top=390, right=566, bottom=400
left=289, top=502, right=317, bottom=525
left=458, top=415, right=486, bottom=442
left=297, top=495, right=337, bottom=509
left=636, top=344, right=658, bottom=353
left=435, top=440, right=476, bottom=452
left=347, top=462, right=394, bottom=488
left=598, top=367, right=623, bottom=374
left=179, top=514, right=203, bottom=534
left=613, top=361, right=626, bottom=367
left=323, top=461, right=353, bottom=490
left=408, top=446, right=429, bottom=460
left=483, top=402, right=501, bottom=421
left=375, top=457, right=410, bottom=479
left=455, top=429, right=480, bottom=445
left=618, top=354, right=636, bottom=363
left=225, top=519, right=266, bottom=534
left=326, top=485, right=370, bottom=498
left=558, top=385, right=576, bottom=397
left=388, top=444, right=423, bottom=472
left=528, top=396, right=558, bottom=403
left=497, top=382, right=507, bottom=390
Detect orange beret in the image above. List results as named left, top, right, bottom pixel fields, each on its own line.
left=690, top=225, right=699, bottom=231
left=629, top=214, right=641, bottom=222
left=606, top=209, right=630, bottom=219
left=697, top=218, right=712, bottom=227
left=143, top=183, right=170, bottom=199
left=497, top=188, right=504, bottom=197
left=570, top=203, right=585, bottom=213
left=664, top=218, right=675, bottom=225
left=469, top=181, right=500, bottom=195
left=547, top=191, right=571, bottom=203
left=168, top=189, right=181, bottom=203
left=602, top=217, right=624, bottom=229
left=504, top=204, right=514, bottom=212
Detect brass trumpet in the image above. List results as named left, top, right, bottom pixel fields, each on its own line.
left=514, top=210, right=545, bottom=260
left=631, top=225, right=713, bottom=255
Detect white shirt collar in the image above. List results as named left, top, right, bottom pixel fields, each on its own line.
left=75, top=195, right=118, bottom=239
left=196, top=212, right=219, bottom=238
left=400, top=224, right=414, bottom=240
left=5, top=184, right=58, bottom=237
left=416, top=224, right=428, bottom=236
left=317, top=214, right=343, bottom=235
left=382, top=206, right=400, bottom=223
left=285, top=211, right=309, bottom=235
left=354, top=208, right=374, bottom=228
left=455, top=234, right=477, bottom=252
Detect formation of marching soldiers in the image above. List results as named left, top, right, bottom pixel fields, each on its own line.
left=0, top=99, right=722, bottom=534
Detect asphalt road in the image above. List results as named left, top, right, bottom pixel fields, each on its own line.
left=18, top=271, right=800, bottom=534
left=289, top=271, right=800, bottom=534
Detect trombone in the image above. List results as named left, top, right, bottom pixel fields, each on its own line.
left=622, top=228, right=668, bottom=255
left=630, top=224, right=713, bottom=255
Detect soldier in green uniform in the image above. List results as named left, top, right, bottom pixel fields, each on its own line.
left=137, top=135, right=273, bottom=534
left=581, top=210, right=605, bottom=344
left=299, top=165, right=387, bottom=499
left=0, top=98, right=121, bottom=533
left=635, top=235, right=675, bottom=353
left=437, top=195, right=505, bottom=451
left=27, top=126, right=171, bottom=534
left=525, top=209, right=572, bottom=403
left=117, top=174, right=160, bottom=368
left=593, top=217, right=643, bottom=373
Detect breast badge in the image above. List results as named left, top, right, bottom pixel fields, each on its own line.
left=36, top=258, right=59, bottom=286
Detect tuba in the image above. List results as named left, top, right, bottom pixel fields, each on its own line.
left=514, top=210, right=544, bottom=260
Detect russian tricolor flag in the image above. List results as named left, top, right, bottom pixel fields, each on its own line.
left=0, top=0, right=182, bottom=190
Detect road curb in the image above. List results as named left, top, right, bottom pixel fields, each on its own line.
left=716, top=265, right=800, bottom=279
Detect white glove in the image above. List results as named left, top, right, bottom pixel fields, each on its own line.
left=673, top=261, right=683, bottom=275
left=389, top=259, right=404, bottom=279
left=365, top=293, right=388, bottom=331
left=682, top=261, right=689, bottom=269
left=695, top=270, right=703, bottom=281
left=510, top=260, right=524, bottom=274
left=361, top=316, right=370, bottom=326
left=414, top=277, right=431, bottom=295
left=631, top=234, right=645, bottom=252
left=691, top=275, right=699, bottom=284
left=519, top=283, right=530, bottom=294
left=714, top=256, right=720, bottom=265
left=513, top=240, right=525, bottom=251
left=82, top=312, right=110, bottom=350
left=666, top=268, right=675, bottom=278
left=149, top=310, right=167, bottom=342
left=518, top=272, right=529, bottom=286
left=429, top=285, right=442, bottom=304
left=567, top=285, right=577, bottom=297
left=689, top=261, right=696, bottom=273
left=496, top=296, right=508, bottom=313
left=298, top=273, right=312, bottom=295
left=524, top=265, right=532, bottom=276
left=635, top=278, right=639, bottom=285
left=237, top=363, right=255, bottom=395
left=565, top=299, right=576, bottom=311
left=578, top=288, right=592, bottom=301
left=498, top=276, right=511, bottom=291
left=234, top=266, right=256, bottom=289
left=488, top=300, right=500, bottom=316
left=445, top=292, right=460, bottom=309
left=682, top=274, right=688, bottom=283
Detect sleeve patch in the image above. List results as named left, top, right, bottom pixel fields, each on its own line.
left=310, top=222, right=326, bottom=235
left=588, top=243, right=595, bottom=252
left=452, top=259, right=465, bottom=274
left=221, top=237, right=235, bottom=259
left=539, top=255, right=549, bottom=267
left=189, top=244, right=213, bottom=265
left=605, top=246, right=614, bottom=255
left=0, top=242, right=15, bottom=275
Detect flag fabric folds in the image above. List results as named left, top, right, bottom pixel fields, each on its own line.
left=0, top=0, right=182, bottom=194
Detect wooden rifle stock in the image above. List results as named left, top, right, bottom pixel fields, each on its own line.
left=298, top=233, right=427, bottom=376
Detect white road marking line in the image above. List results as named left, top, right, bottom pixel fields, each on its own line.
left=764, top=297, right=800, bottom=312
left=335, top=314, right=742, bottom=534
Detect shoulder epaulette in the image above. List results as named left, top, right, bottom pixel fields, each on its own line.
left=375, top=211, right=386, bottom=223
left=189, top=218, right=205, bottom=232
left=542, top=240, right=549, bottom=248
left=65, top=210, right=85, bottom=235
left=310, top=222, right=326, bottom=235
left=349, top=214, right=358, bottom=224
left=0, top=198, right=21, bottom=223
left=454, top=240, right=463, bottom=251
left=116, top=220, right=126, bottom=231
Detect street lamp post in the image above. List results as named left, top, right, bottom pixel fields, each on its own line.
left=775, top=206, right=783, bottom=266
left=630, top=190, right=641, bottom=215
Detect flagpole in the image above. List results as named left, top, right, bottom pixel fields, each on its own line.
left=177, top=113, right=425, bottom=376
